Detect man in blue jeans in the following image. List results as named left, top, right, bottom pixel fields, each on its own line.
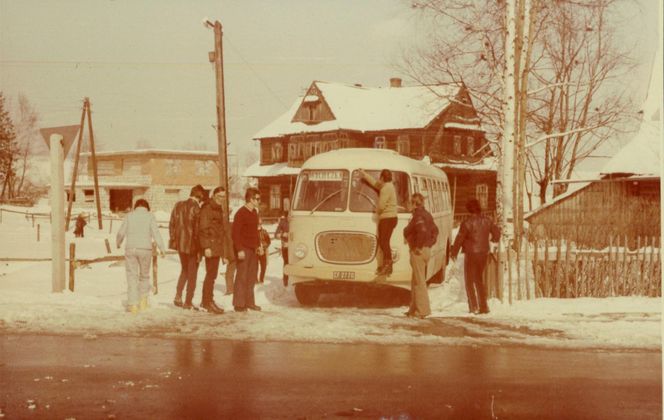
left=451, top=199, right=500, bottom=314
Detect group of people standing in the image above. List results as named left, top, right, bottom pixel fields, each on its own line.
left=115, top=171, right=500, bottom=319
left=169, top=185, right=266, bottom=314
left=361, top=168, right=500, bottom=319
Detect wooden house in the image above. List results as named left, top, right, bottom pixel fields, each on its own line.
left=525, top=120, right=661, bottom=248
left=246, top=78, right=497, bottom=221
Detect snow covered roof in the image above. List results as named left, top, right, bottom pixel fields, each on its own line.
left=254, top=81, right=463, bottom=139
left=80, top=149, right=222, bottom=158
left=244, top=162, right=301, bottom=178
left=443, top=122, right=485, bottom=132
left=601, top=120, right=661, bottom=177
left=435, top=156, right=498, bottom=172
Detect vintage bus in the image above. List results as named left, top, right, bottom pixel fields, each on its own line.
left=284, top=148, right=454, bottom=305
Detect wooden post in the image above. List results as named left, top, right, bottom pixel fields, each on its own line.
left=109, top=218, right=113, bottom=234
left=209, top=21, right=230, bottom=217
left=50, top=134, right=66, bottom=293
left=543, top=238, right=549, bottom=297
left=516, top=241, right=522, bottom=300
left=647, top=236, right=656, bottom=297
left=621, top=235, right=628, bottom=294
left=0, top=208, right=3, bottom=223
left=524, top=238, right=530, bottom=299
left=37, top=224, right=40, bottom=242
left=608, top=236, right=614, bottom=296
left=637, top=236, right=644, bottom=295
left=31, top=214, right=35, bottom=227
left=85, top=98, right=103, bottom=230
left=152, top=243, right=158, bottom=295
left=554, top=238, right=561, bottom=297
left=507, top=245, right=513, bottom=305
left=533, top=239, right=540, bottom=298
left=104, top=238, right=111, bottom=254
left=65, top=102, right=87, bottom=231
left=573, top=245, right=580, bottom=298
left=563, top=239, right=570, bottom=298
left=68, top=242, right=76, bottom=291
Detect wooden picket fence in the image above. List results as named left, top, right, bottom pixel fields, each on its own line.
left=484, top=235, right=661, bottom=302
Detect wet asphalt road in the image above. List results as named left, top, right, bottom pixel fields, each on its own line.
left=0, top=334, right=661, bottom=419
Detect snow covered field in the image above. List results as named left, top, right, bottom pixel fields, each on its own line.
left=0, top=205, right=660, bottom=351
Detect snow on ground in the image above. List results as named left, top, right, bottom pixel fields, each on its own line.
left=0, top=207, right=661, bottom=351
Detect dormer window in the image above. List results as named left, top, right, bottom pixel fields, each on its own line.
left=453, top=135, right=462, bottom=155
left=374, top=136, right=386, bottom=149
left=272, top=142, right=283, bottom=161
left=397, top=135, right=410, bottom=155
left=303, top=95, right=320, bottom=122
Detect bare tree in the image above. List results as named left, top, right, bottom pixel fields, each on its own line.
left=12, top=94, right=40, bottom=197
left=403, top=0, right=637, bottom=209
left=0, top=92, right=17, bottom=200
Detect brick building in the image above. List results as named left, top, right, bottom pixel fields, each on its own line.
left=67, top=149, right=229, bottom=213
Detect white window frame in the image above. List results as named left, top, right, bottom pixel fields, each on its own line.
left=476, top=183, right=489, bottom=210
left=397, top=135, right=410, bottom=155
left=374, top=136, right=386, bottom=149
left=270, top=184, right=281, bottom=210
left=453, top=135, right=462, bottom=155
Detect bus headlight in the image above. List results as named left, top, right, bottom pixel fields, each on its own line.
left=294, top=243, right=308, bottom=259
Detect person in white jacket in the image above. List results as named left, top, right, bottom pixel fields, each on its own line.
left=116, top=199, right=166, bottom=314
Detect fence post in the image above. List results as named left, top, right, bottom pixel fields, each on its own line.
left=104, top=238, right=111, bottom=254
left=563, top=239, right=571, bottom=298
left=524, top=238, right=530, bottom=300
left=0, top=208, right=2, bottom=223
left=31, top=214, right=35, bottom=227
left=507, top=244, right=513, bottom=305
left=109, top=218, right=113, bottom=234
left=69, top=243, right=76, bottom=291
left=37, top=224, right=40, bottom=242
left=543, top=239, right=549, bottom=297
left=152, top=243, right=158, bottom=295
left=554, top=238, right=561, bottom=297
left=516, top=241, right=522, bottom=301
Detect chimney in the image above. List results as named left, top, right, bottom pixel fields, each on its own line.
left=390, top=77, right=402, bottom=88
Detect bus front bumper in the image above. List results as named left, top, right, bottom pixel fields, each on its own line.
left=284, top=264, right=410, bottom=289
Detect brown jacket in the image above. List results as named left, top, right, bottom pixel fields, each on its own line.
left=169, top=198, right=201, bottom=255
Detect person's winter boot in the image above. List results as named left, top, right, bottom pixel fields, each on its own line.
left=127, top=304, right=139, bottom=315
left=139, top=296, right=149, bottom=311
left=384, top=261, right=393, bottom=276
left=173, top=295, right=183, bottom=308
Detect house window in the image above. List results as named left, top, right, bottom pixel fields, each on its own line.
left=476, top=183, right=488, bottom=210
left=66, top=191, right=76, bottom=202
left=397, top=135, right=410, bottom=155
left=195, top=161, right=214, bottom=176
left=453, top=135, right=462, bottom=155
left=165, top=159, right=180, bottom=176
left=467, top=136, right=475, bottom=156
left=84, top=189, right=94, bottom=203
left=339, top=133, right=350, bottom=148
left=288, top=143, right=298, bottom=161
left=272, top=142, right=283, bottom=161
left=270, top=185, right=281, bottom=209
left=374, top=136, right=386, bottom=149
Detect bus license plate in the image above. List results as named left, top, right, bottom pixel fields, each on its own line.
left=333, top=271, right=355, bottom=280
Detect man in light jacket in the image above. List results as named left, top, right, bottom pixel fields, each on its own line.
left=116, top=199, right=165, bottom=314
left=359, top=169, right=398, bottom=276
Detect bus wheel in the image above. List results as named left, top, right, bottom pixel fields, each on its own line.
left=294, top=284, right=320, bottom=306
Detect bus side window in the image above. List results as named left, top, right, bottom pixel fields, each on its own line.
left=412, top=176, right=420, bottom=193
left=425, top=178, right=434, bottom=211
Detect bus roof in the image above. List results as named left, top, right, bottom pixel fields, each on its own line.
left=302, top=149, right=448, bottom=180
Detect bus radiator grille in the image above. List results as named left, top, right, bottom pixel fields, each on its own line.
left=315, top=231, right=377, bottom=264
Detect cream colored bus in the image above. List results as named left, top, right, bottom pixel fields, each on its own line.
left=284, top=148, right=453, bottom=305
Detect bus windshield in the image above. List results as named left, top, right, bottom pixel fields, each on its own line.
left=349, top=170, right=411, bottom=213
left=293, top=169, right=349, bottom=212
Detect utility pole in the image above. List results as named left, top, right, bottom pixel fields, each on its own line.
left=85, top=98, right=103, bottom=230
left=206, top=19, right=230, bottom=216
left=50, top=134, right=65, bottom=292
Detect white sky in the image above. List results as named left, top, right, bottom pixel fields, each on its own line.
left=0, top=0, right=660, bottom=166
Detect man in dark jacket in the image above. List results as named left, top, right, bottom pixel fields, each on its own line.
left=198, top=186, right=229, bottom=314
left=403, top=193, right=438, bottom=319
left=451, top=198, right=500, bottom=314
left=274, top=211, right=289, bottom=286
left=169, top=184, right=206, bottom=310
left=231, top=187, right=261, bottom=312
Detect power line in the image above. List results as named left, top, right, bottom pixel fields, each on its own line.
left=224, top=35, right=290, bottom=110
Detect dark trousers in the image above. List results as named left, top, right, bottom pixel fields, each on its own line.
left=281, top=247, right=289, bottom=283
left=464, top=252, right=489, bottom=313
left=202, top=256, right=220, bottom=305
left=176, top=252, right=200, bottom=304
left=377, top=217, right=398, bottom=267
left=258, top=253, right=267, bottom=283
left=233, top=247, right=258, bottom=309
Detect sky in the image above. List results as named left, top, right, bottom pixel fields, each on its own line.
left=0, top=0, right=660, bottom=169
left=0, top=204, right=660, bottom=350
